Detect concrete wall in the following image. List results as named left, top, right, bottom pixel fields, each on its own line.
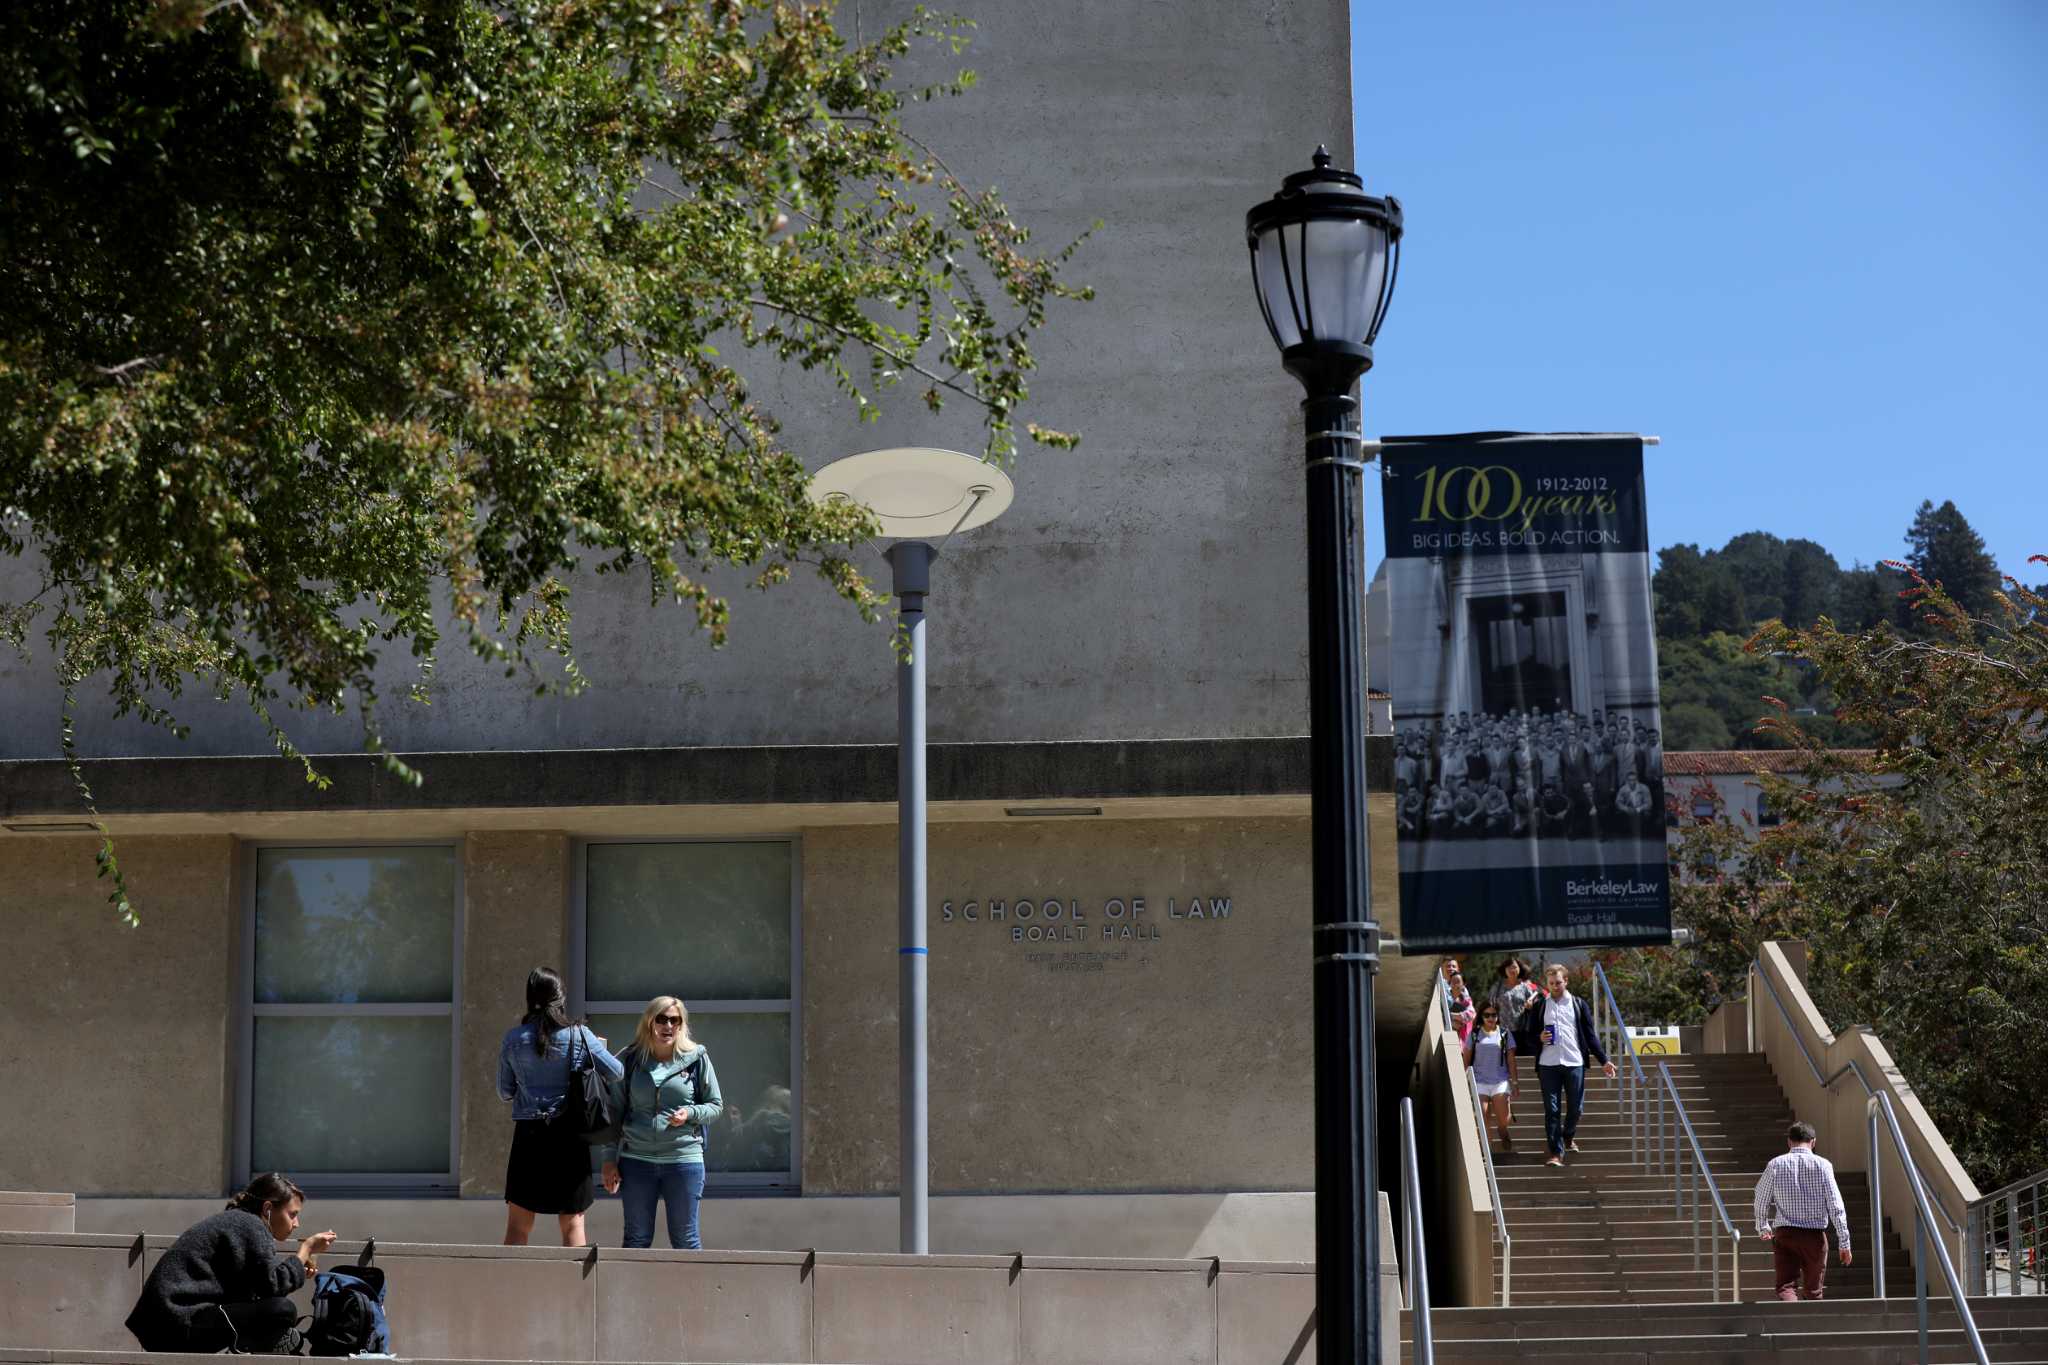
left=1725, top=942, right=1980, bottom=1281
left=0, top=1194, right=73, bottom=1234
left=0, top=1219, right=1404, bottom=1365
left=458, top=832, right=572, bottom=1197
left=0, top=836, right=236, bottom=1197
left=802, top=815, right=1315, bottom=1194
left=1406, top=997, right=1494, bottom=1308
left=0, top=0, right=1353, bottom=763
left=74, top=1191, right=1314, bottom=1261
left=2, top=802, right=1441, bottom=1256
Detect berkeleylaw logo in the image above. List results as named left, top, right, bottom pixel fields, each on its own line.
left=1564, top=877, right=1663, bottom=898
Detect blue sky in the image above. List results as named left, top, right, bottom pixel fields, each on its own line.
left=1349, top=2, right=2046, bottom=583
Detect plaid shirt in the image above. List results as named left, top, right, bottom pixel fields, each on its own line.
left=1754, top=1146, right=1850, bottom=1246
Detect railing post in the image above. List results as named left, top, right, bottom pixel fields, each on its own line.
left=1916, top=1211, right=1930, bottom=1365
left=1871, top=1103, right=1886, bottom=1300
left=2009, top=1194, right=2023, bottom=1297
left=1691, top=1156, right=1701, bottom=1272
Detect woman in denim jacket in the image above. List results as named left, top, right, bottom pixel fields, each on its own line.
left=496, top=966, right=622, bottom=1247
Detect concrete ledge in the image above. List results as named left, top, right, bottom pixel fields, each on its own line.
left=0, top=1231, right=1380, bottom=1365
left=0, top=737, right=1395, bottom=818
left=77, top=1190, right=1319, bottom=1262
left=0, top=1195, right=74, bottom=1235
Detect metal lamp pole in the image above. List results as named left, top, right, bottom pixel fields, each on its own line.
left=889, top=538, right=935, bottom=1254
left=808, top=446, right=1013, bottom=1257
left=1245, top=146, right=1403, bottom=1364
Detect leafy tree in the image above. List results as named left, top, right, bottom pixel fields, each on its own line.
left=1660, top=700, right=1733, bottom=752
left=1904, top=499, right=2002, bottom=621
left=1627, top=559, right=2048, bottom=1191
left=1, top=0, right=1092, bottom=918
left=1716, top=531, right=1788, bottom=625
left=1653, top=543, right=1709, bottom=638
left=1779, top=538, right=1839, bottom=629
left=1834, top=560, right=1907, bottom=632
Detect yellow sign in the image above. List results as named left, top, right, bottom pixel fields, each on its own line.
left=1628, top=1029, right=1682, bottom=1056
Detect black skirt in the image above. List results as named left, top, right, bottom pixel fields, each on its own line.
left=505, top=1117, right=594, bottom=1215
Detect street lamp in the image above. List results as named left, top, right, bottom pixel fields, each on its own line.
left=809, top=446, right=1013, bottom=1255
left=1245, top=145, right=1402, bottom=1365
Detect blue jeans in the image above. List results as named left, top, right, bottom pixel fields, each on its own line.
left=618, top=1157, right=706, bottom=1249
left=1538, top=1063, right=1586, bottom=1156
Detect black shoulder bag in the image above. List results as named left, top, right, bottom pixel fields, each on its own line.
left=556, top=1027, right=619, bottom=1145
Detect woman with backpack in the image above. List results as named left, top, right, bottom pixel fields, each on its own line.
left=497, top=966, right=623, bottom=1247
left=125, top=1172, right=337, bottom=1353
left=601, top=995, right=724, bottom=1249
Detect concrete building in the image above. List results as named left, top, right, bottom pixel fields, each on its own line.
left=0, top=0, right=1442, bottom=1257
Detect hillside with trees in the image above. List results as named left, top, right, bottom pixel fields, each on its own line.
left=1652, top=500, right=2012, bottom=749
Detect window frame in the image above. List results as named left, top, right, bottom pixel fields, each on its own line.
left=568, top=834, right=803, bottom=1193
left=233, top=839, right=465, bottom=1193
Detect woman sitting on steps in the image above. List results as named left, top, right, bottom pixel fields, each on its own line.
left=125, top=1171, right=337, bottom=1354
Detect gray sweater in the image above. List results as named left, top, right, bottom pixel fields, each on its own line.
left=126, top=1208, right=305, bottom=1349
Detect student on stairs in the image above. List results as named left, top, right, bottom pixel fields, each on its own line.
left=1463, top=1002, right=1518, bottom=1153
left=1753, top=1119, right=1852, bottom=1302
left=1514, top=963, right=1616, bottom=1168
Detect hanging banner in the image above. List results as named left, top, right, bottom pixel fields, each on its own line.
left=1380, top=433, right=1671, bottom=953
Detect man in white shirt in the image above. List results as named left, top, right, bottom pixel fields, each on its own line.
left=1514, top=964, right=1617, bottom=1167
left=1754, top=1120, right=1852, bottom=1300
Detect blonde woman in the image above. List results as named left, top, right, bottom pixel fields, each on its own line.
left=600, top=996, right=724, bottom=1248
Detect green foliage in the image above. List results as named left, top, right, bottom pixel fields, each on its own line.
left=1, top=0, right=1092, bottom=918
left=1625, top=559, right=2048, bottom=1191
left=1651, top=505, right=2011, bottom=747
left=1904, top=498, right=2002, bottom=621
left=1659, top=700, right=1733, bottom=752
left=1655, top=631, right=1866, bottom=751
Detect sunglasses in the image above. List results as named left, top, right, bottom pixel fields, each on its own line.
left=655, top=1015, right=683, bottom=1028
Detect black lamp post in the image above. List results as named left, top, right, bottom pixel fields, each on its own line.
left=1246, top=145, right=1402, bottom=1365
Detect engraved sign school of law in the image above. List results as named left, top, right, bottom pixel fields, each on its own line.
left=939, top=893, right=1233, bottom=943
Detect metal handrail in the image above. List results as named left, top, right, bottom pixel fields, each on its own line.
left=1654, top=1060, right=1743, bottom=1302
left=1750, top=961, right=1963, bottom=1237
left=1400, top=1095, right=1434, bottom=1365
left=1750, top=961, right=1878, bottom=1098
left=1869, top=1091, right=1990, bottom=1364
left=1441, top=991, right=1514, bottom=1305
left=1973, top=1166, right=2048, bottom=1206
left=1590, top=962, right=1648, bottom=1165
left=1966, top=1167, right=2046, bottom=1298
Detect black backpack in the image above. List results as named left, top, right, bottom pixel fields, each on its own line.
left=306, top=1261, right=390, bottom=1357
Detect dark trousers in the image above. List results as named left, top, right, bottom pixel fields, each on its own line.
left=1772, top=1225, right=1830, bottom=1300
left=177, top=1297, right=299, bottom=1353
left=1538, top=1063, right=1586, bottom=1156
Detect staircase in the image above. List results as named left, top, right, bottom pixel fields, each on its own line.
left=1402, top=1050, right=2048, bottom=1362
left=1410, top=1298, right=2048, bottom=1363
left=1492, top=1052, right=1902, bottom=1304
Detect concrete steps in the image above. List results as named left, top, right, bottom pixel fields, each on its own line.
left=1462, top=1051, right=1919, bottom=1313
left=1402, top=1296, right=2048, bottom=1362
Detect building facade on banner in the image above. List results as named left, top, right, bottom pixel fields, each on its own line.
left=0, top=0, right=1446, bottom=1257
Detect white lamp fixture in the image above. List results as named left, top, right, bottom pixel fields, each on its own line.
left=808, top=445, right=1011, bottom=1257
left=808, top=446, right=1012, bottom=539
